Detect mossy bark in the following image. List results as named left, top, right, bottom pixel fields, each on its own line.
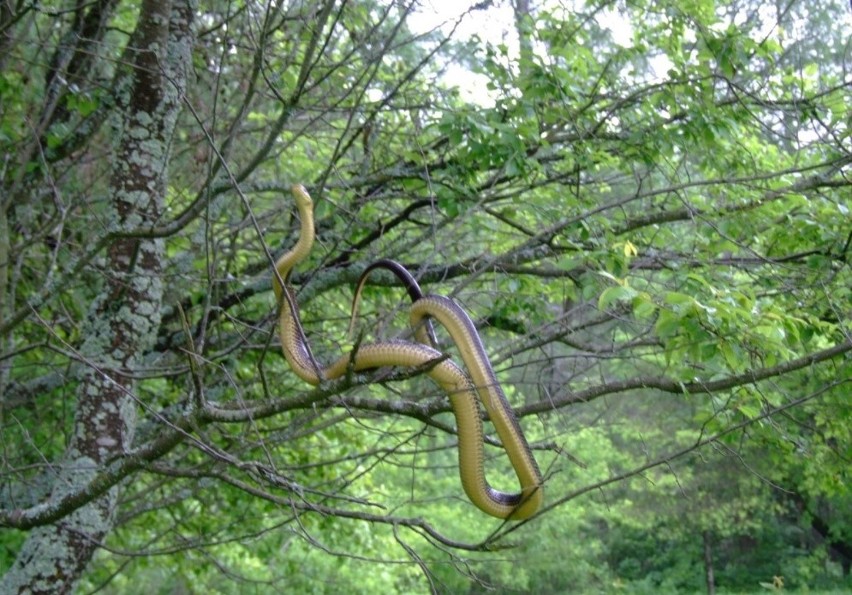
left=0, top=1, right=195, bottom=592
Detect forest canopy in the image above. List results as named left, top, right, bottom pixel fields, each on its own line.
left=0, top=0, right=850, bottom=592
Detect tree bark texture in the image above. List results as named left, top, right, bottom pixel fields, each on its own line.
left=0, top=1, right=194, bottom=592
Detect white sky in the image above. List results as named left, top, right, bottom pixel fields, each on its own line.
left=408, top=0, right=852, bottom=108
left=409, top=0, right=637, bottom=104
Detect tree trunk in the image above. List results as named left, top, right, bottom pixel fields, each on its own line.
left=513, top=0, right=535, bottom=68
left=703, top=530, right=716, bottom=595
left=0, top=1, right=194, bottom=592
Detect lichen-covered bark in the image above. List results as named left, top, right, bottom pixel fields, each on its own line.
left=0, top=0, right=194, bottom=592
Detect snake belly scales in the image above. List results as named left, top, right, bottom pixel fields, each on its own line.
left=273, top=184, right=543, bottom=519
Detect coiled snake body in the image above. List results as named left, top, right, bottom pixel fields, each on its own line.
left=274, top=184, right=542, bottom=519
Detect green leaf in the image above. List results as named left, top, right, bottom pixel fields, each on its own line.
left=632, top=295, right=657, bottom=319
left=598, top=285, right=637, bottom=310
left=655, top=309, right=682, bottom=338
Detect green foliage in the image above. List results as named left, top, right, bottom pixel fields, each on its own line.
left=1, top=0, right=850, bottom=592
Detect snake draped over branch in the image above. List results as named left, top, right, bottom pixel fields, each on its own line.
left=273, top=184, right=543, bottom=520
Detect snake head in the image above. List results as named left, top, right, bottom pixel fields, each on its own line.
left=291, top=184, right=313, bottom=209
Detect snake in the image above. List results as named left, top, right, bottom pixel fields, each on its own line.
left=347, top=258, right=438, bottom=348
left=350, top=260, right=545, bottom=518
left=274, top=184, right=543, bottom=519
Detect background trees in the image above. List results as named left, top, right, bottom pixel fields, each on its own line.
left=1, top=0, right=849, bottom=592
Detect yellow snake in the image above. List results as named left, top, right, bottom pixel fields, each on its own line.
left=273, top=184, right=543, bottom=519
